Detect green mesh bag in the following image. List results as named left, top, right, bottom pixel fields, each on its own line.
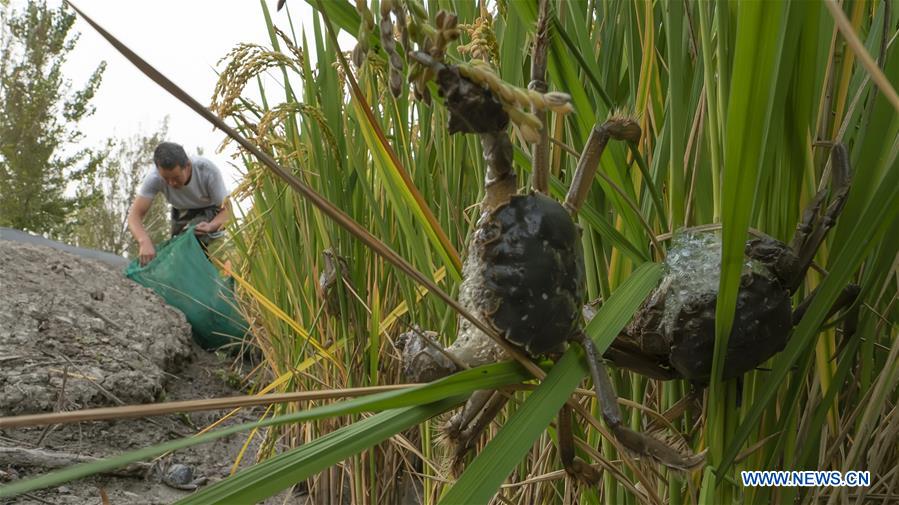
left=124, top=227, right=248, bottom=350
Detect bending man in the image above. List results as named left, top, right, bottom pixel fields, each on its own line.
left=128, top=142, right=230, bottom=266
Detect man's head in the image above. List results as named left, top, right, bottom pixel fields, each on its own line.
left=153, top=142, right=192, bottom=188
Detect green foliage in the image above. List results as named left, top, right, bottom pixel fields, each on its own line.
left=225, top=1, right=898, bottom=503
left=0, top=0, right=105, bottom=237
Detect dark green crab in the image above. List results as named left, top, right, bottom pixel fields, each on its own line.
left=608, top=145, right=857, bottom=385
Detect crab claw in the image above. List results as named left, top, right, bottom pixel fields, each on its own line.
left=612, top=426, right=706, bottom=471
left=408, top=51, right=510, bottom=134
left=558, top=405, right=604, bottom=484
left=603, top=116, right=642, bottom=143
left=564, top=117, right=642, bottom=216
left=576, top=332, right=705, bottom=471
left=396, top=327, right=459, bottom=383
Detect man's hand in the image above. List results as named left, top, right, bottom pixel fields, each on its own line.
left=194, top=221, right=218, bottom=235
left=129, top=196, right=156, bottom=265
left=139, top=240, right=156, bottom=266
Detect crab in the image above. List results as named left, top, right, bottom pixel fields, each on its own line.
left=397, top=52, right=702, bottom=480
left=606, top=144, right=857, bottom=385
left=397, top=47, right=859, bottom=485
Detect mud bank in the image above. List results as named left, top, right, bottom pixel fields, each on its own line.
left=0, top=240, right=193, bottom=415
left=0, top=240, right=292, bottom=504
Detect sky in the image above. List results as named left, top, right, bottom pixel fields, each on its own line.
left=5, top=0, right=322, bottom=192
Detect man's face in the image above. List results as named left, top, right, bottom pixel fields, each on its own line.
left=157, top=163, right=191, bottom=188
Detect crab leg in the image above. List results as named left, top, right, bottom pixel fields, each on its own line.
left=558, top=404, right=603, bottom=483
left=444, top=390, right=495, bottom=440
left=447, top=391, right=510, bottom=473
left=563, top=118, right=642, bottom=216
left=792, top=283, right=860, bottom=326
left=529, top=0, right=551, bottom=194
left=574, top=332, right=703, bottom=470
left=788, top=143, right=852, bottom=292
left=603, top=339, right=683, bottom=381
left=480, top=131, right=518, bottom=210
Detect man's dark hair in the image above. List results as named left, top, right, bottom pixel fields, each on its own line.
left=153, top=142, right=190, bottom=170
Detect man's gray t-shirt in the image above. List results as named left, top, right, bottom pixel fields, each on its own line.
left=137, top=156, right=228, bottom=210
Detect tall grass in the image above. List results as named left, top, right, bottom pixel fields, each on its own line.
left=3, top=1, right=896, bottom=504
left=212, top=1, right=898, bottom=503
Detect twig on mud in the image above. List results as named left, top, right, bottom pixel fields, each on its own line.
left=0, top=446, right=151, bottom=477
left=50, top=353, right=190, bottom=439
left=20, top=492, right=57, bottom=505
left=35, top=365, right=68, bottom=446
left=80, top=303, right=122, bottom=331
left=50, top=353, right=121, bottom=405
left=0, top=434, right=28, bottom=446
left=0, top=384, right=414, bottom=428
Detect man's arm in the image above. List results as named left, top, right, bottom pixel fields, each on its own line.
left=194, top=160, right=230, bottom=235
left=209, top=198, right=231, bottom=230
left=194, top=198, right=231, bottom=235
left=128, top=196, right=156, bottom=265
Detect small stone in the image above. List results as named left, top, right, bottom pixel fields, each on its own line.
left=88, top=318, right=106, bottom=331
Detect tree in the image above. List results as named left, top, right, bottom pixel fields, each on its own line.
left=68, top=121, right=171, bottom=256
left=0, top=0, right=105, bottom=237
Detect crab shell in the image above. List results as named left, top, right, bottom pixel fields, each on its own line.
left=484, top=193, right=586, bottom=353
left=624, top=235, right=794, bottom=383
left=443, top=193, right=586, bottom=369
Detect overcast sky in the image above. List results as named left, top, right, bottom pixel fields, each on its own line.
left=6, top=0, right=327, bottom=191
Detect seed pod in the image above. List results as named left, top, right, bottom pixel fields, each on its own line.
left=496, top=83, right=517, bottom=105
left=379, top=5, right=404, bottom=98
left=407, top=0, right=427, bottom=20
left=389, top=68, right=404, bottom=98
left=352, top=40, right=368, bottom=68
left=436, top=10, right=458, bottom=31
left=352, top=0, right=374, bottom=68
left=393, top=4, right=409, bottom=54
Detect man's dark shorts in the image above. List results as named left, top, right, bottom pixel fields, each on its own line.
left=171, top=205, right=223, bottom=247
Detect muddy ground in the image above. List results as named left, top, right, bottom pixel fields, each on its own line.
left=0, top=240, right=303, bottom=504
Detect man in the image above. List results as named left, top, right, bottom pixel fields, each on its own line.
left=128, top=142, right=230, bottom=266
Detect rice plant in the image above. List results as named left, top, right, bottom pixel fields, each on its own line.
left=208, top=1, right=899, bottom=503
left=2, top=0, right=897, bottom=504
